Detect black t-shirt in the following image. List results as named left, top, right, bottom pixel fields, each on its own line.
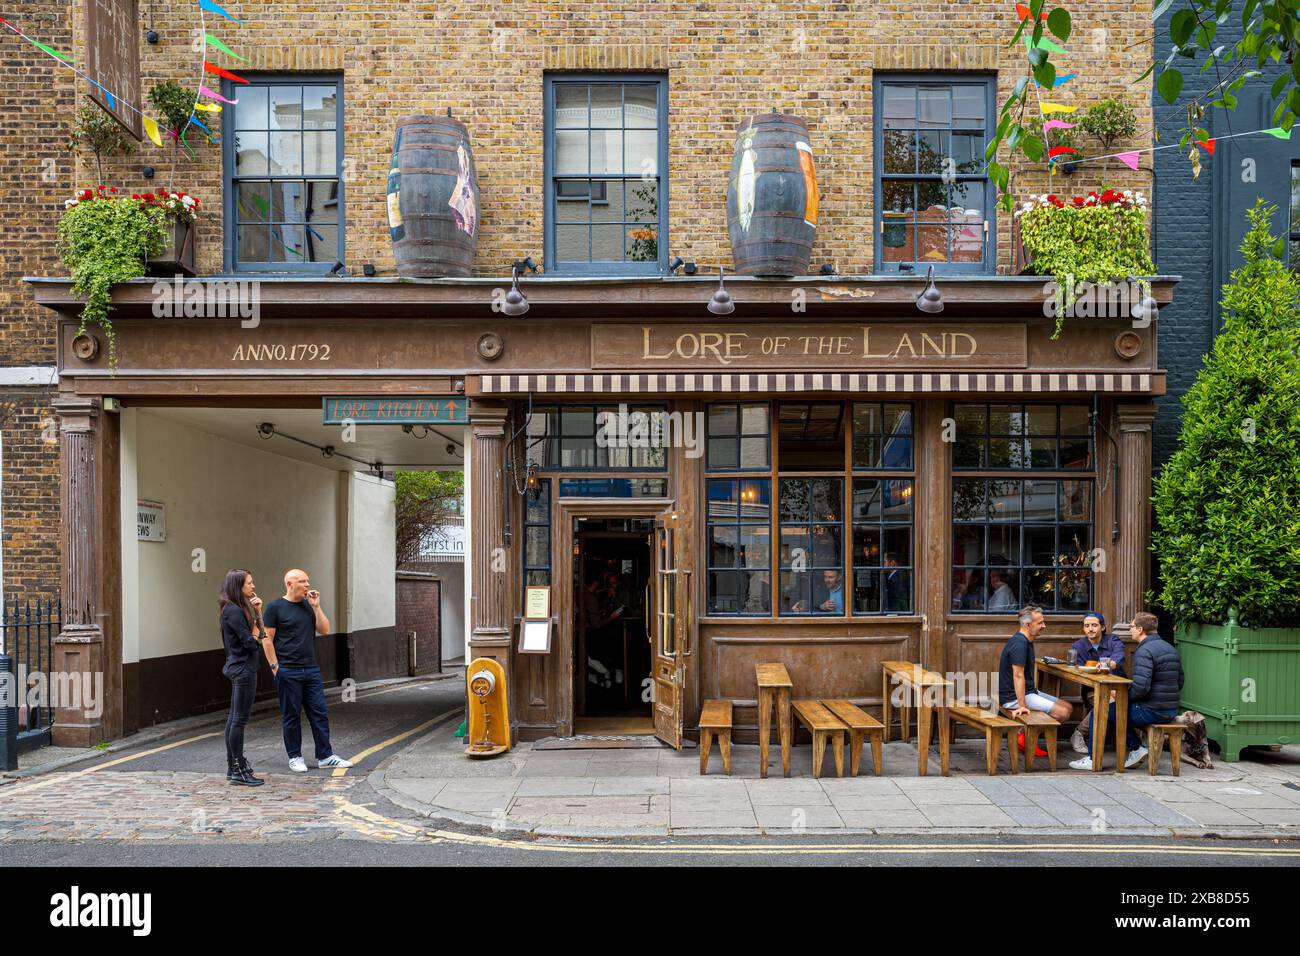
left=263, top=597, right=319, bottom=669
left=998, top=631, right=1037, bottom=703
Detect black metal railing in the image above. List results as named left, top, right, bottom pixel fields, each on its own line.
left=1, top=597, right=60, bottom=749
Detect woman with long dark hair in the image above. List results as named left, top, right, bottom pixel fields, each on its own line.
left=220, top=569, right=266, bottom=787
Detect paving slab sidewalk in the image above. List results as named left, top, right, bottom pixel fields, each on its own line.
left=377, top=723, right=1300, bottom=838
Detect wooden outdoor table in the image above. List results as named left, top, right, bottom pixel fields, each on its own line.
left=1034, top=659, right=1133, bottom=773
left=881, top=660, right=954, bottom=776
left=755, top=663, right=794, bottom=778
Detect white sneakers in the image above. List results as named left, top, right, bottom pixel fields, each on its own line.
left=1069, top=745, right=1149, bottom=772
left=1070, top=728, right=1088, bottom=754
left=288, top=756, right=308, bottom=773
left=317, top=754, right=353, bottom=769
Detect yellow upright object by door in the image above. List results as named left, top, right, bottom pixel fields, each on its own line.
left=465, top=658, right=510, bottom=758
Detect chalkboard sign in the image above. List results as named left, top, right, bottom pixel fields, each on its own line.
left=86, top=0, right=143, bottom=140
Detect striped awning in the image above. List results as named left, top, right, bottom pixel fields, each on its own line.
left=478, top=371, right=1154, bottom=395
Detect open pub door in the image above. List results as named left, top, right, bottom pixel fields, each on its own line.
left=650, top=509, right=690, bottom=749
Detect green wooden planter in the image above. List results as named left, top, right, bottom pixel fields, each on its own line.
left=1177, top=610, right=1300, bottom=762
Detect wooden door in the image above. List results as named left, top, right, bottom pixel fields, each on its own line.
left=650, top=509, right=690, bottom=749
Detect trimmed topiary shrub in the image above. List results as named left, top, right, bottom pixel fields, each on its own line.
left=1151, top=199, right=1300, bottom=628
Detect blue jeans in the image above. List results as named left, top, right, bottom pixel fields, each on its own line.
left=275, top=665, right=333, bottom=761
left=1086, top=701, right=1175, bottom=758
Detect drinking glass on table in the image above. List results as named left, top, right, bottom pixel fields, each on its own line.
left=1067, top=648, right=1078, bottom=666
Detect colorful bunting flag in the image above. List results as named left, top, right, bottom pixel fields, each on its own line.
left=1264, top=127, right=1292, bottom=140
left=142, top=115, right=163, bottom=147
left=1015, top=3, right=1046, bottom=20
left=204, top=61, right=249, bottom=84
left=1042, top=119, right=1076, bottom=133
left=198, top=0, right=246, bottom=25
left=194, top=101, right=222, bottom=113
left=1025, top=33, right=1067, bottom=55
left=1196, top=138, right=1215, bottom=156
left=198, top=84, right=239, bottom=105
left=1048, top=146, right=1079, bottom=158
left=204, top=33, right=245, bottom=61
left=1116, top=151, right=1141, bottom=170
left=1039, top=102, right=1077, bottom=115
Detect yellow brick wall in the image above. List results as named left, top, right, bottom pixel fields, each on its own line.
left=63, top=0, right=1156, bottom=278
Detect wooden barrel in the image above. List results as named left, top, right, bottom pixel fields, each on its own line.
left=725, top=113, right=819, bottom=277
left=387, top=114, right=479, bottom=277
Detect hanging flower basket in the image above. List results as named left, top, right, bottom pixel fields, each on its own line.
left=138, top=189, right=200, bottom=277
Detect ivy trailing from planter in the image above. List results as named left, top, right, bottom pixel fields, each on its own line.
left=1015, top=189, right=1153, bottom=338
left=1151, top=200, right=1300, bottom=630
left=57, top=186, right=168, bottom=369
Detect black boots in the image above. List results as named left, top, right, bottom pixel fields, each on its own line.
left=227, top=754, right=265, bottom=787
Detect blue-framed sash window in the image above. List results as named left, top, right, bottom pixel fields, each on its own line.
left=223, top=75, right=343, bottom=273
left=875, top=75, right=995, bottom=274
left=544, top=74, right=668, bottom=274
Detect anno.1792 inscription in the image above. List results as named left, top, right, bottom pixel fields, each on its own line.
left=591, top=323, right=1028, bottom=370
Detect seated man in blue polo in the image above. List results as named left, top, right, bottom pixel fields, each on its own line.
left=1071, top=611, right=1184, bottom=771
left=1068, top=611, right=1127, bottom=753
left=999, top=605, right=1073, bottom=756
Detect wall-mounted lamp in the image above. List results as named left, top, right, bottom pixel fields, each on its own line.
left=501, top=263, right=529, bottom=316
left=526, top=467, right=541, bottom=501
left=668, top=256, right=684, bottom=274
left=707, top=266, right=734, bottom=315
left=683, top=260, right=698, bottom=275
left=916, top=265, right=944, bottom=314
left=1128, top=276, right=1158, bottom=324
left=819, top=263, right=836, bottom=275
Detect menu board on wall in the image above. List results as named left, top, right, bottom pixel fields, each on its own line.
left=86, top=0, right=143, bottom=140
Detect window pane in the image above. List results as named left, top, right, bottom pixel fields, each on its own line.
left=739, top=479, right=770, bottom=518
left=304, top=131, right=336, bottom=175
left=738, top=525, right=771, bottom=568
left=986, top=568, right=1020, bottom=610
left=592, top=223, right=623, bottom=260
left=989, top=479, right=1022, bottom=520
left=882, top=479, right=913, bottom=521
left=883, top=568, right=911, bottom=612
left=555, top=84, right=588, bottom=127
left=1023, top=479, right=1056, bottom=521
left=811, top=525, right=841, bottom=565
left=917, top=130, right=947, bottom=174
left=917, top=222, right=947, bottom=261
left=740, top=436, right=769, bottom=468
left=708, top=437, right=739, bottom=470
left=953, top=569, right=985, bottom=610
left=302, top=86, right=337, bottom=129
left=235, top=131, right=269, bottom=175
left=810, top=478, right=843, bottom=522
left=852, top=479, right=882, bottom=522
left=1058, top=570, right=1092, bottom=612
left=954, top=526, right=983, bottom=564
left=305, top=181, right=338, bottom=224
left=555, top=130, right=589, bottom=174
left=525, top=526, right=549, bottom=566
left=952, top=85, right=986, bottom=126
left=269, top=86, right=302, bottom=129
left=236, top=182, right=270, bottom=222
left=269, top=131, right=302, bottom=175
left=953, top=478, right=986, bottom=521
left=917, top=86, right=950, bottom=127
left=708, top=404, right=738, bottom=436
left=882, top=130, right=915, bottom=174
left=950, top=220, right=984, bottom=263
left=555, top=224, right=588, bottom=262
left=624, top=83, right=658, bottom=128
left=854, top=525, right=881, bottom=565
left=589, top=130, right=624, bottom=175
left=302, top=224, right=337, bottom=261
left=626, top=129, right=657, bottom=175
left=589, top=84, right=621, bottom=126
left=778, top=403, right=845, bottom=470
left=741, top=404, right=769, bottom=434
left=236, top=86, right=268, bottom=130
left=780, top=571, right=811, bottom=614
left=627, top=179, right=658, bottom=223
left=883, top=525, right=911, bottom=567
left=882, top=86, right=916, bottom=128
left=950, top=134, right=984, bottom=174
left=988, top=524, right=1020, bottom=564
left=237, top=224, right=268, bottom=263
left=1060, top=480, right=1091, bottom=522
left=853, top=570, right=881, bottom=614
left=780, top=480, right=809, bottom=523
left=1025, top=526, right=1055, bottom=565
left=710, top=526, right=739, bottom=567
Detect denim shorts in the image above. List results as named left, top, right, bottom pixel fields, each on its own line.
left=1002, top=691, right=1059, bottom=713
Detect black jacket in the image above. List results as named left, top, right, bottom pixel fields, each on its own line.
left=221, top=602, right=262, bottom=679
left=1129, top=634, right=1183, bottom=713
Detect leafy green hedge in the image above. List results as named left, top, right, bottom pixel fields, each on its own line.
left=1152, top=201, right=1300, bottom=628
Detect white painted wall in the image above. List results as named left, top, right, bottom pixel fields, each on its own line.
left=435, top=560, right=465, bottom=662
left=462, top=441, right=472, bottom=662
left=345, top=471, right=395, bottom=633
left=130, top=410, right=340, bottom=662
left=119, top=409, right=140, bottom=665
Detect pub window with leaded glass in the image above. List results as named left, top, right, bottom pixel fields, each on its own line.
left=525, top=404, right=668, bottom=471
left=706, top=403, right=771, bottom=471
left=523, top=479, right=551, bottom=587
left=951, top=403, right=1095, bottom=614
left=779, top=477, right=844, bottom=616
left=851, top=403, right=915, bottom=613
left=705, top=479, right=772, bottom=615
left=875, top=75, right=993, bottom=273
left=225, top=76, right=342, bottom=271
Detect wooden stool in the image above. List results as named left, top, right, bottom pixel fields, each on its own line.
left=792, top=700, right=847, bottom=778
left=999, top=708, right=1060, bottom=772
left=821, top=699, right=884, bottom=777
left=699, top=700, right=733, bottom=775
left=1147, top=723, right=1185, bottom=776
left=950, top=705, right=1020, bottom=776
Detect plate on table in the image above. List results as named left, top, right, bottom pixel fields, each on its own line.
left=1077, top=664, right=1102, bottom=673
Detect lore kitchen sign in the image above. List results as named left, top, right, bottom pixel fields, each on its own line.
left=592, top=323, right=1027, bottom=369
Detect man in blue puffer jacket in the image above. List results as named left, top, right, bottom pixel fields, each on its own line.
left=1070, top=611, right=1183, bottom=771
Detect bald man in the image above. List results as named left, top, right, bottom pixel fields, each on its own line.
left=261, top=568, right=352, bottom=772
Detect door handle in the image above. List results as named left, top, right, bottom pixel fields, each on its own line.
left=680, top=570, right=692, bottom=658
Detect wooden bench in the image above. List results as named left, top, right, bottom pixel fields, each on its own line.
left=999, top=708, right=1060, bottom=772
left=1147, top=723, right=1185, bottom=777
left=792, top=700, right=847, bottom=778
left=821, top=699, right=884, bottom=777
left=950, top=705, right=1020, bottom=776
left=698, top=700, right=733, bottom=776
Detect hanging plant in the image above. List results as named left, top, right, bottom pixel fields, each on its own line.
left=57, top=186, right=168, bottom=369
left=1015, top=188, right=1154, bottom=337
